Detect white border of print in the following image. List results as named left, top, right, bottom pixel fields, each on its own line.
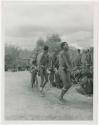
left=0, top=0, right=98, bottom=125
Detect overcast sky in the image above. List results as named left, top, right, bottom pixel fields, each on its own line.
left=3, top=1, right=94, bottom=50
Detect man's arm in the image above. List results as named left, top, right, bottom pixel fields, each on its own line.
left=30, top=65, right=35, bottom=73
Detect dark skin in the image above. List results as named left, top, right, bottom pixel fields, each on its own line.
left=39, top=49, right=49, bottom=94
left=63, top=43, right=72, bottom=71
left=59, top=43, right=72, bottom=103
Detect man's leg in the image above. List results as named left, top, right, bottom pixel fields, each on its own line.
left=35, top=74, right=38, bottom=88
left=31, top=73, right=34, bottom=88
left=55, top=70, right=62, bottom=88
left=42, top=70, right=48, bottom=89
left=59, top=70, right=71, bottom=101
left=40, top=68, right=44, bottom=91
left=31, top=70, right=37, bottom=88
left=49, top=71, right=55, bottom=87
left=33, top=72, right=37, bottom=87
left=39, top=69, right=48, bottom=96
left=59, top=84, right=71, bottom=101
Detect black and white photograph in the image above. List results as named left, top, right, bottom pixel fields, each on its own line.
left=2, top=0, right=97, bottom=122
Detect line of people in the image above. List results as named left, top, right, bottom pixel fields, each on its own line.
left=30, top=42, right=93, bottom=104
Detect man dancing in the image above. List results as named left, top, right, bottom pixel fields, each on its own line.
left=58, top=42, right=72, bottom=103
left=38, top=45, right=50, bottom=95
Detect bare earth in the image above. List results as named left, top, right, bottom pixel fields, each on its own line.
left=5, top=71, right=93, bottom=120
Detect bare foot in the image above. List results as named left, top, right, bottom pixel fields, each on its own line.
left=58, top=97, right=66, bottom=105
left=40, top=89, right=45, bottom=97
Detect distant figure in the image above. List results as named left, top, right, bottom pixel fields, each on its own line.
left=72, top=49, right=82, bottom=83
left=5, top=65, right=8, bottom=71
left=37, top=45, right=50, bottom=95
left=49, top=49, right=59, bottom=87
left=75, top=49, right=82, bottom=67
left=81, top=50, right=87, bottom=66
left=89, top=47, right=93, bottom=65
left=58, top=42, right=72, bottom=104
left=86, top=49, right=92, bottom=66
left=30, top=60, right=38, bottom=88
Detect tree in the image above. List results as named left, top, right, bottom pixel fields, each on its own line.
left=46, top=34, right=61, bottom=54
left=5, top=45, right=20, bottom=69
left=46, top=34, right=61, bottom=43
left=36, top=38, right=45, bottom=48
left=31, top=38, right=45, bottom=61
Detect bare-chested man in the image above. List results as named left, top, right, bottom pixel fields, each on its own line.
left=58, top=42, right=72, bottom=103
left=37, top=45, right=50, bottom=95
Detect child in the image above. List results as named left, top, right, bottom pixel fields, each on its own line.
left=30, top=60, right=38, bottom=88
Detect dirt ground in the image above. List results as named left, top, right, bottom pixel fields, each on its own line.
left=5, top=71, right=93, bottom=120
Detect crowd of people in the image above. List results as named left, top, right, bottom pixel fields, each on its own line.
left=30, top=42, right=93, bottom=104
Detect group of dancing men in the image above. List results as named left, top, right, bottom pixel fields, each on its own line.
left=30, top=42, right=93, bottom=104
